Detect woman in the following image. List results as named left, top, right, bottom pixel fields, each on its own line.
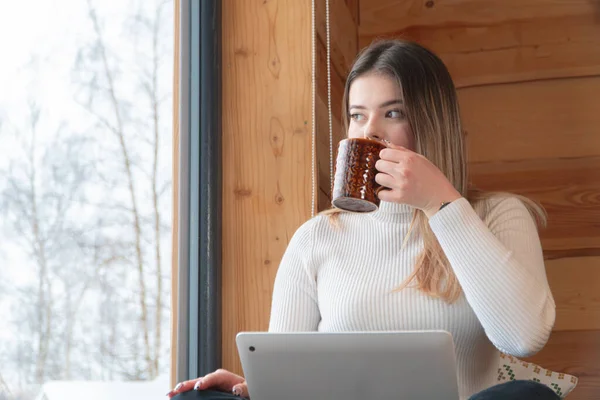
left=168, top=39, right=558, bottom=400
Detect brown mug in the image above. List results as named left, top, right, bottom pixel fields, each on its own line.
left=332, top=137, right=388, bottom=213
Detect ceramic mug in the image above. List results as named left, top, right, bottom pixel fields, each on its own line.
left=331, top=137, right=388, bottom=213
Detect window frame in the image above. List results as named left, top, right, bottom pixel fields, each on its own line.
left=176, top=0, right=222, bottom=382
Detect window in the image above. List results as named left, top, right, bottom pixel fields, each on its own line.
left=0, top=1, right=173, bottom=398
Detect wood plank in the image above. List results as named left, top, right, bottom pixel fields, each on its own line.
left=545, top=257, right=600, bottom=331
left=316, top=94, right=344, bottom=211
left=221, top=0, right=313, bottom=376
left=459, top=77, right=600, bottom=163
left=314, top=0, right=356, bottom=212
left=470, top=157, right=600, bottom=257
left=344, top=0, right=360, bottom=26
left=318, top=185, right=333, bottom=213
left=317, top=35, right=346, bottom=126
left=359, top=0, right=600, bottom=37
left=316, top=0, right=358, bottom=78
left=315, top=13, right=351, bottom=212
left=359, top=14, right=600, bottom=88
left=525, top=330, right=600, bottom=400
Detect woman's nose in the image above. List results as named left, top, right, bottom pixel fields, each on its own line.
left=364, top=119, right=383, bottom=141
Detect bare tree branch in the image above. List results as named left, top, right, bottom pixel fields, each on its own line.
left=85, top=0, right=152, bottom=377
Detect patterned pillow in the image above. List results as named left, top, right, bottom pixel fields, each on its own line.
left=497, top=353, right=578, bottom=398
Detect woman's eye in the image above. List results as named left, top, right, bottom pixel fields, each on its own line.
left=386, top=109, right=405, bottom=119
left=349, top=113, right=364, bottom=121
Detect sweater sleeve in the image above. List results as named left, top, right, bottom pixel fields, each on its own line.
left=428, top=196, right=555, bottom=357
left=268, top=219, right=321, bottom=332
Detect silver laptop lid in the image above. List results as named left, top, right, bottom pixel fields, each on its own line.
left=236, top=330, right=459, bottom=400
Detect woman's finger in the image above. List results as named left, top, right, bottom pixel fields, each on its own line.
left=232, top=382, right=249, bottom=398
left=375, top=172, right=396, bottom=189
left=377, top=188, right=400, bottom=203
left=379, top=147, right=408, bottom=162
left=375, top=159, right=397, bottom=174
left=198, top=369, right=245, bottom=392
left=167, top=378, right=202, bottom=398
left=385, top=142, right=408, bottom=150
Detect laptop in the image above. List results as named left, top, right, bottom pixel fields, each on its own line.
left=236, top=330, right=460, bottom=400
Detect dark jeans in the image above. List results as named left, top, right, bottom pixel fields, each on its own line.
left=173, top=391, right=239, bottom=399
left=172, top=380, right=561, bottom=399
left=469, top=380, right=561, bottom=399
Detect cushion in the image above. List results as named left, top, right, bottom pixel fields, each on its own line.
left=497, top=353, right=578, bottom=398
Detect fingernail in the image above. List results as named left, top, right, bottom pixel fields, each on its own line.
left=232, top=387, right=242, bottom=396
left=174, top=383, right=183, bottom=391
left=166, top=391, right=173, bottom=397
left=194, top=380, right=202, bottom=390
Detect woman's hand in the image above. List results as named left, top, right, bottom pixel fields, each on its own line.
left=375, top=144, right=461, bottom=217
left=167, top=369, right=249, bottom=398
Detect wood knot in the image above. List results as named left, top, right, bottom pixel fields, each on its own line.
left=234, top=188, right=252, bottom=198
left=234, top=48, right=249, bottom=57
left=270, top=117, right=284, bottom=156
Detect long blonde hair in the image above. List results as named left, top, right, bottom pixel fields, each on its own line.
left=324, top=39, right=546, bottom=303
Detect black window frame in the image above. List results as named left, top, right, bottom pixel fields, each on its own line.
left=176, top=0, right=222, bottom=382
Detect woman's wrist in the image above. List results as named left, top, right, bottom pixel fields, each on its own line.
left=424, top=190, right=462, bottom=218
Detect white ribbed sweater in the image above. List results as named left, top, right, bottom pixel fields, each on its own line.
left=268, top=196, right=556, bottom=399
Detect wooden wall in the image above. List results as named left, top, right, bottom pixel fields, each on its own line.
left=221, top=0, right=313, bottom=375
left=217, top=0, right=599, bottom=397
left=358, top=0, right=600, bottom=398
left=218, top=0, right=359, bottom=377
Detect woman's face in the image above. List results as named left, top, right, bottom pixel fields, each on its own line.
left=347, top=72, right=415, bottom=151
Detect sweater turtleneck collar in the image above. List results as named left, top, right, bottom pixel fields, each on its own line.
left=369, top=201, right=416, bottom=223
